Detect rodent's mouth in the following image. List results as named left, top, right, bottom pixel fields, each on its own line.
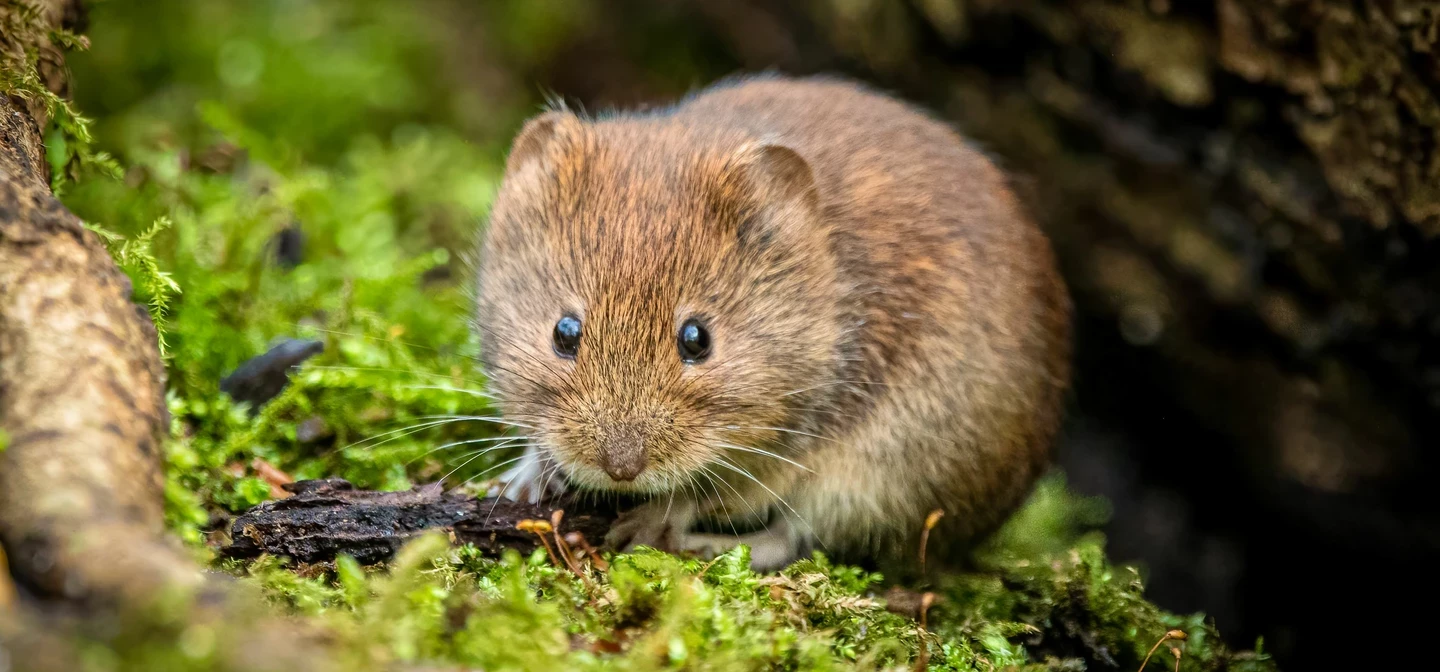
left=562, top=462, right=674, bottom=495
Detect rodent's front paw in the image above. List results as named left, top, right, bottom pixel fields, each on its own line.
left=489, top=449, right=566, bottom=504
left=604, top=499, right=696, bottom=553
left=677, top=533, right=736, bottom=561
left=603, top=501, right=802, bottom=570
left=684, top=520, right=801, bottom=572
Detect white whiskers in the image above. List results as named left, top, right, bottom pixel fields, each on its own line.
left=713, top=441, right=811, bottom=473
left=711, top=456, right=823, bottom=549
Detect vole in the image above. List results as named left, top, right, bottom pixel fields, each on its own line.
left=474, top=74, right=1071, bottom=574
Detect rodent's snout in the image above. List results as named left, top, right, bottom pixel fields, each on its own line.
left=595, top=423, right=649, bottom=482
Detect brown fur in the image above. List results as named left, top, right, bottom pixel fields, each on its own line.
left=475, top=74, right=1072, bottom=574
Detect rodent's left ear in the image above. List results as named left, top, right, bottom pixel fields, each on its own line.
left=716, top=142, right=821, bottom=248
left=725, top=142, right=819, bottom=212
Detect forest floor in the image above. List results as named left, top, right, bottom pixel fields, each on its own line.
left=2, top=2, right=1278, bottom=670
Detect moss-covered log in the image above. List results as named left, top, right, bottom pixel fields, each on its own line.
left=0, top=0, right=196, bottom=606
left=0, top=5, right=343, bottom=671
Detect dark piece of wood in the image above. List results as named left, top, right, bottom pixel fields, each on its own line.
left=222, top=479, right=619, bottom=564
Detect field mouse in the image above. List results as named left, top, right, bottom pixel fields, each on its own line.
left=475, top=74, right=1071, bottom=574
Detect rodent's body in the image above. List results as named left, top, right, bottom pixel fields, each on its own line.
left=476, top=74, right=1071, bottom=573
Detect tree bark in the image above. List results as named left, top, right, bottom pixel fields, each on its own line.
left=0, top=4, right=348, bottom=670
left=0, top=0, right=203, bottom=606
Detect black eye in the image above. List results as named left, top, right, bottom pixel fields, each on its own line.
left=677, top=318, right=711, bottom=363
left=553, top=315, right=582, bottom=359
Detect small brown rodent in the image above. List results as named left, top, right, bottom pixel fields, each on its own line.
left=475, top=74, right=1071, bottom=574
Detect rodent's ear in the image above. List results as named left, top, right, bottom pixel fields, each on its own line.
left=726, top=142, right=818, bottom=210
left=718, top=142, right=820, bottom=248
left=505, top=110, right=583, bottom=175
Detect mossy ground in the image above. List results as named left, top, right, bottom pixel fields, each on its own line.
left=5, top=1, right=1277, bottom=670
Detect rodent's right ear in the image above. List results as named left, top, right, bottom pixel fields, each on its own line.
left=505, top=110, right=584, bottom=175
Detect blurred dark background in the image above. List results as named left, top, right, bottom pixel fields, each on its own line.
left=70, top=1, right=1440, bottom=669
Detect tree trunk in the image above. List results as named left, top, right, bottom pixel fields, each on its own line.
left=0, top=0, right=200, bottom=606
left=0, top=4, right=345, bottom=670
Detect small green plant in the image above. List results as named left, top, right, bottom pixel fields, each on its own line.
left=87, top=217, right=183, bottom=356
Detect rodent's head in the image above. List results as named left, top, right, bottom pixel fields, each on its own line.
left=475, top=109, right=841, bottom=494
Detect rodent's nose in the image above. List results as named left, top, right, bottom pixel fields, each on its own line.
left=597, top=429, right=648, bottom=482
left=601, top=458, right=645, bottom=482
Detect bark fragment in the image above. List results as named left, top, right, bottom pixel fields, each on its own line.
left=222, top=479, right=618, bottom=565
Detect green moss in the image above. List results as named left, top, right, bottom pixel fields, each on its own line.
left=18, top=1, right=1281, bottom=670
left=52, top=481, right=1273, bottom=671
